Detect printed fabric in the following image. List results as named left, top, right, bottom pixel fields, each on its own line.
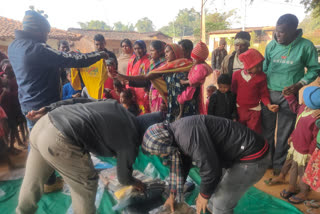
left=71, top=59, right=108, bottom=99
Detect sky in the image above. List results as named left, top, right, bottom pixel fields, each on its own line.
left=0, top=0, right=308, bottom=31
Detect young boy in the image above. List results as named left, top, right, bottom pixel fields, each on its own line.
left=207, top=74, right=237, bottom=120
left=232, top=49, right=279, bottom=133
left=62, top=70, right=81, bottom=100
left=206, top=84, right=217, bottom=114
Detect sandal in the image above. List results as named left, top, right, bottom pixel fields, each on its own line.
left=305, top=200, right=320, bottom=209
left=264, top=178, right=284, bottom=186
left=280, top=189, right=296, bottom=199
left=307, top=208, right=318, bottom=214
left=288, top=195, right=305, bottom=204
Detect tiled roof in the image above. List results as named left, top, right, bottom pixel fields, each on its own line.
left=0, top=16, right=82, bottom=41
left=68, top=28, right=172, bottom=41
left=209, top=26, right=275, bottom=35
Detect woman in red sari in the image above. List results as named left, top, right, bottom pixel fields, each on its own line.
left=127, top=40, right=150, bottom=114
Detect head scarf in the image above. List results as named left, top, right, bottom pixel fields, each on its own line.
left=133, top=40, right=147, bottom=56
left=22, top=10, right=51, bottom=33
left=142, top=123, right=184, bottom=201
left=166, top=44, right=184, bottom=59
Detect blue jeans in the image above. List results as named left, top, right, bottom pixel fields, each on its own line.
left=208, top=152, right=270, bottom=214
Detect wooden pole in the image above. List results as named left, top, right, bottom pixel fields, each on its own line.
left=201, top=0, right=206, bottom=42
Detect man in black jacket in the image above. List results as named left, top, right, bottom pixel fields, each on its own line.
left=16, top=98, right=164, bottom=214
left=142, top=115, right=269, bottom=214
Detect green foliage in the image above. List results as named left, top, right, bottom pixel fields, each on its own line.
left=78, top=20, right=112, bottom=30
left=113, top=22, right=134, bottom=31
left=298, top=0, right=320, bottom=18
left=135, top=17, right=155, bottom=33
left=299, top=10, right=320, bottom=44
left=159, top=8, right=239, bottom=40
left=159, top=8, right=200, bottom=37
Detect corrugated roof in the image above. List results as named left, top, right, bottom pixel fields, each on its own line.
left=68, top=28, right=172, bottom=41
left=209, top=26, right=275, bottom=35
left=0, top=16, right=82, bottom=41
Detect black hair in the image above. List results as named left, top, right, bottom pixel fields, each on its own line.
left=113, top=79, right=124, bottom=89
left=150, top=40, right=166, bottom=57
left=120, top=39, right=132, bottom=49
left=217, top=74, right=231, bottom=85
left=58, top=40, right=69, bottom=49
left=276, top=14, right=299, bottom=30
left=178, top=39, right=193, bottom=56
left=94, top=34, right=105, bottom=42
left=235, top=31, right=251, bottom=41
left=121, top=88, right=133, bottom=99
left=207, top=84, right=217, bottom=90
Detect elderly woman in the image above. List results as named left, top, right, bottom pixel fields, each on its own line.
left=118, top=44, right=198, bottom=122
left=142, top=115, right=269, bottom=214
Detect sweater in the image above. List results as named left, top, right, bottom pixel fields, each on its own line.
left=232, top=69, right=270, bottom=108
left=169, top=115, right=268, bottom=199
left=285, top=95, right=319, bottom=154
left=263, top=29, right=320, bottom=91
left=8, top=30, right=103, bottom=112
left=46, top=98, right=139, bottom=185
left=207, top=90, right=237, bottom=120
left=62, top=83, right=81, bottom=100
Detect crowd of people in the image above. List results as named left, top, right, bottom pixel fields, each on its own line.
left=0, top=9, right=319, bottom=214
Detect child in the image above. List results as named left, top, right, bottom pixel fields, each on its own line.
left=206, top=84, right=217, bottom=114
left=62, top=70, right=81, bottom=100
left=0, top=59, right=27, bottom=153
left=104, top=79, right=124, bottom=102
left=265, top=86, right=320, bottom=204
left=231, top=49, right=279, bottom=133
left=120, top=89, right=141, bottom=116
left=207, top=74, right=237, bottom=120
left=177, top=41, right=213, bottom=118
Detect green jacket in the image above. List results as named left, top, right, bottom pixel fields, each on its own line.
left=263, top=29, right=320, bottom=91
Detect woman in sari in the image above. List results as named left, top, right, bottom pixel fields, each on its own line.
left=128, top=40, right=167, bottom=112
left=127, top=40, right=150, bottom=114
left=118, top=39, right=133, bottom=75
left=119, top=44, right=199, bottom=122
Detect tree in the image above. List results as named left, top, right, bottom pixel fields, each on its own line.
left=135, top=17, right=155, bottom=33
left=159, top=8, right=200, bottom=38
left=299, top=9, right=320, bottom=44
left=159, top=8, right=239, bottom=40
left=113, top=21, right=134, bottom=31
left=78, top=20, right=112, bottom=30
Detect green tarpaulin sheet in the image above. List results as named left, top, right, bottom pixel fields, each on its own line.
left=0, top=149, right=302, bottom=214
